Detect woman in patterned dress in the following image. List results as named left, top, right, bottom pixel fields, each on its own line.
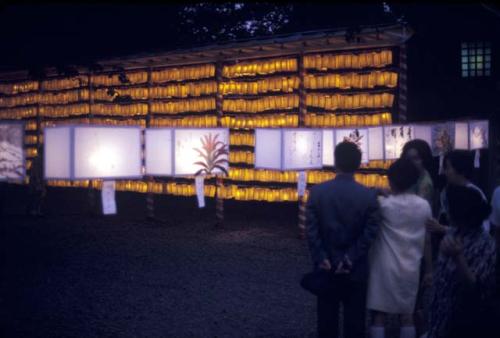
left=427, top=185, right=496, bottom=338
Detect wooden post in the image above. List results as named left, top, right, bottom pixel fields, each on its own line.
left=297, top=54, right=307, bottom=239
left=30, top=79, right=46, bottom=216
left=215, top=62, right=225, bottom=227
left=146, top=67, right=156, bottom=220
left=398, top=43, right=408, bottom=123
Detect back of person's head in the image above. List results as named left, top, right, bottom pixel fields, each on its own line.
left=334, top=141, right=361, bottom=173
left=387, top=158, right=420, bottom=193
left=401, top=139, right=433, bottom=173
left=446, top=184, right=491, bottom=229
left=444, top=150, right=474, bottom=179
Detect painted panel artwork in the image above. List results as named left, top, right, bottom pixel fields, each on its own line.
left=282, top=129, right=322, bottom=170
left=174, top=128, right=229, bottom=176
left=469, top=120, right=488, bottom=150
left=335, top=128, right=369, bottom=163
left=431, top=123, right=454, bottom=156
left=384, top=125, right=413, bottom=160
left=0, top=123, right=25, bottom=180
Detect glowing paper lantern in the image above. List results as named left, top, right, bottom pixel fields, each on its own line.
left=44, top=126, right=72, bottom=179
left=145, top=128, right=173, bottom=176
left=73, top=126, right=142, bottom=179
left=367, top=127, right=384, bottom=161
left=255, top=128, right=323, bottom=170
left=174, top=128, right=229, bottom=176
left=335, top=128, right=369, bottom=163
left=0, top=122, right=25, bottom=180
left=384, top=125, right=413, bottom=160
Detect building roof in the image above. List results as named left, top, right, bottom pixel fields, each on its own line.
left=0, top=23, right=412, bottom=81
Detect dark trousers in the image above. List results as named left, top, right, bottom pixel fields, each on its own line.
left=317, top=275, right=367, bottom=338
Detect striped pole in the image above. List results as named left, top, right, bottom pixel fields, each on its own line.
left=215, top=62, right=225, bottom=227
left=297, top=54, right=307, bottom=239
left=146, top=67, right=155, bottom=220
left=87, top=70, right=96, bottom=215
left=398, top=43, right=408, bottom=123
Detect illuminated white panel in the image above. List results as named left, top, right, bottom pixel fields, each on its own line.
left=44, top=126, right=72, bottom=179
left=384, top=125, right=413, bottom=160
left=254, top=129, right=282, bottom=170
left=367, top=127, right=384, bottom=161
left=145, top=128, right=173, bottom=176
left=322, top=129, right=334, bottom=166
left=174, top=128, right=229, bottom=176
left=73, top=126, right=142, bottom=179
left=453, top=122, right=469, bottom=150
left=283, top=129, right=323, bottom=170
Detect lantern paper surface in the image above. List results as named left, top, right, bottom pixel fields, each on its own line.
left=255, top=129, right=282, bottom=170
left=322, top=129, right=334, bottom=166
left=469, top=120, right=489, bottom=150
left=453, top=122, right=469, bottom=150
left=335, top=128, right=368, bottom=163
left=384, top=125, right=413, bottom=160
left=145, top=128, right=173, bottom=176
left=74, top=126, right=142, bottom=179
left=44, top=126, right=72, bottom=179
left=282, top=129, right=322, bottom=170
left=174, top=128, right=229, bottom=176
left=431, top=123, right=454, bottom=156
left=0, top=122, right=25, bottom=180
left=367, top=127, right=384, bottom=161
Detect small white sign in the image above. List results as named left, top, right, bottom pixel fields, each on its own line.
left=195, top=175, right=205, bottom=208
left=297, top=171, right=307, bottom=197
left=101, top=180, right=117, bottom=215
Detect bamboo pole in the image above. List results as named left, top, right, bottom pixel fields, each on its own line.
left=215, top=61, right=225, bottom=227
left=297, top=54, right=307, bottom=239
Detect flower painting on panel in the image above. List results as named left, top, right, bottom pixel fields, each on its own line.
left=431, top=124, right=453, bottom=156
left=193, top=133, right=229, bottom=176
left=0, top=123, right=24, bottom=180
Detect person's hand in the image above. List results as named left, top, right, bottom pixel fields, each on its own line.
left=334, top=255, right=352, bottom=274
left=440, top=235, right=463, bottom=258
left=318, top=258, right=331, bottom=271
left=426, top=218, right=447, bottom=234
left=422, top=272, right=433, bottom=288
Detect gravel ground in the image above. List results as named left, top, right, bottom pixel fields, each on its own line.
left=1, top=186, right=406, bottom=338
left=1, top=208, right=318, bottom=338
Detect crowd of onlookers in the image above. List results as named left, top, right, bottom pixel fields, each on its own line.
left=305, top=139, right=499, bottom=338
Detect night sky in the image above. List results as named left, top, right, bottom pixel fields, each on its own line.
left=0, top=3, right=395, bottom=72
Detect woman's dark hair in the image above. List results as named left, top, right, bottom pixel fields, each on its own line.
left=401, top=139, right=434, bottom=174
left=446, top=184, right=491, bottom=229
left=444, top=150, right=474, bottom=179
left=334, top=141, right=361, bottom=173
left=387, top=158, right=420, bottom=192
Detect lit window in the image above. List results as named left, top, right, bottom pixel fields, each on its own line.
left=461, top=42, right=491, bottom=77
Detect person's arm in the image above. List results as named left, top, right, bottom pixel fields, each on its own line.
left=345, top=191, right=380, bottom=264
left=305, top=188, right=328, bottom=268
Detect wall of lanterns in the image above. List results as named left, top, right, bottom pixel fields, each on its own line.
left=0, top=47, right=398, bottom=202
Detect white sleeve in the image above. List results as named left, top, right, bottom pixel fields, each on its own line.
left=489, top=187, right=500, bottom=227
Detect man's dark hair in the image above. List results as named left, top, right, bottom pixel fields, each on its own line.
left=447, top=184, right=490, bottom=228
left=387, top=158, right=420, bottom=192
left=334, top=141, right=361, bottom=173
left=444, top=150, right=474, bottom=179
